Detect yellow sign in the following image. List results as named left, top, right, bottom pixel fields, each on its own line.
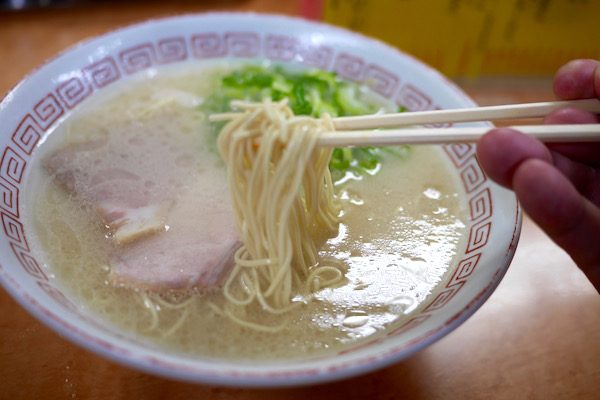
left=319, top=0, right=600, bottom=77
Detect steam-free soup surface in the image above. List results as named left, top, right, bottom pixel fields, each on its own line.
left=27, top=64, right=466, bottom=360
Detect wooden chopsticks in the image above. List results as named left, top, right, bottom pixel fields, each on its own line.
left=318, top=124, right=600, bottom=147
left=318, top=99, right=600, bottom=147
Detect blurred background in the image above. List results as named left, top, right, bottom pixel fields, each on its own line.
left=317, top=0, right=600, bottom=78
left=311, top=0, right=600, bottom=107
left=3, top=0, right=599, bottom=106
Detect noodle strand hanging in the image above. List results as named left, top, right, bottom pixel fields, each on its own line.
left=211, top=99, right=343, bottom=329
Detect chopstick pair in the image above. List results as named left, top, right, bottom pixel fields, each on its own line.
left=317, top=98, right=600, bottom=147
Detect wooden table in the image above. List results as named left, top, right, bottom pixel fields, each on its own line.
left=1, top=2, right=599, bottom=399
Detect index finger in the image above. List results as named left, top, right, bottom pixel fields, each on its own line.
left=553, top=59, right=600, bottom=100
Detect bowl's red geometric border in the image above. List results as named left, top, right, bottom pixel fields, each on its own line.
left=0, top=31, right=492, bottom=356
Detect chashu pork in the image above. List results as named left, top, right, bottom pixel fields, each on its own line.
left=43, top=122, right=238, bottom=290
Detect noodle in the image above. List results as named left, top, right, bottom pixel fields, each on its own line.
left=139, top=291, right=195, bottom=335
left=211, top=99, right=343, bottom=329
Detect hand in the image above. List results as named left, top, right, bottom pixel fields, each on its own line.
left=476, top=59, right=600, bottom=292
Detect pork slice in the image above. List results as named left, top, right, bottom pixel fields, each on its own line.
left=108, top=180, right=240, bottom=290
left=43, top=121, right=239, bottom=290
left=44, top=139, right=171, bottom=244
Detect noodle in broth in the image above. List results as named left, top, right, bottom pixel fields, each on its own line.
left=26, top=64, right=467, bottom=360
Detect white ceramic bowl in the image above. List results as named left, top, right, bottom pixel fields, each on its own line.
left=0, top=13, right=520, bottom=387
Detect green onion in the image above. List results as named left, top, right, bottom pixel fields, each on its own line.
left=202, top=65, right=410, bottom=182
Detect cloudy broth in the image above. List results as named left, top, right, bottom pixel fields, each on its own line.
left=26, top=64, right=467, bottom=360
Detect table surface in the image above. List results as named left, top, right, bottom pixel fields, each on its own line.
left=1, top=2, right=599, bottom=399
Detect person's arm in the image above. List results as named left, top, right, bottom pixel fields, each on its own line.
left=476, top=59, right=600, bottom=292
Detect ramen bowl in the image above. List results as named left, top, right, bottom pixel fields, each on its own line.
left=0, top=13, right=520, bottom=387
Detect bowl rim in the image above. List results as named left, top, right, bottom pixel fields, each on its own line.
left=0, top=11, right=522, bottom=387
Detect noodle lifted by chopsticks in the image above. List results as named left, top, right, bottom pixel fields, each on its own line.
left=212, top=99, right=343, bottom=331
